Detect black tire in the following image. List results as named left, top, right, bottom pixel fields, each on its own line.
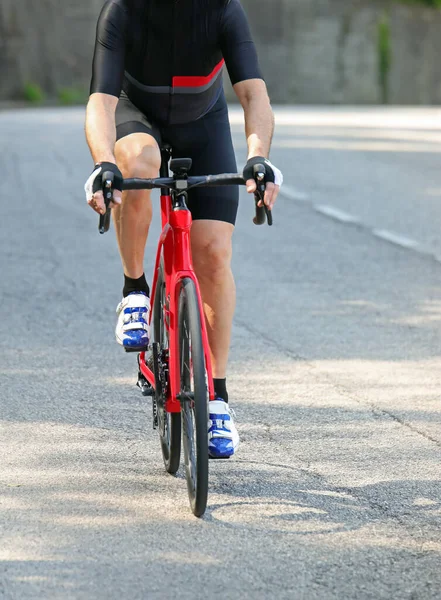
left=178, top=278, right=209, bottom=517
left=152, top=259, right=181, bottom=474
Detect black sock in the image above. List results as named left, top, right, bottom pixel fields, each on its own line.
left=123, top=273, right=150, bottom=298
left=214, top=378, right=228, bottom=403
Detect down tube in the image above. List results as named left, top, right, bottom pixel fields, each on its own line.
left=149, top=221, right=172, bottom=324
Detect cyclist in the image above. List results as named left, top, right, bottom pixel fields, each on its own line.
left=84, top=0, right=283, bottom=459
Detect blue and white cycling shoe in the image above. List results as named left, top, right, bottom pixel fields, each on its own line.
left=115, top=292, right=150, bottom=351
left=208, top=399, right=240, bottom=459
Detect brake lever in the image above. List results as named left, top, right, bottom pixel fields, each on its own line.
left=99, top=171, right=114, bottom=234
left=253, top=168, right=273, bottom=227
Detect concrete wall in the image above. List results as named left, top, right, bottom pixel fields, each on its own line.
left=0, top=0, right=103, bottom=99
left=1, top=0, right=441, bottom=105
left=232, top=0, right=381, bottom=104
left=388, top=2, right=441, bottom=104
left=229, top=0, right=441, bottom=105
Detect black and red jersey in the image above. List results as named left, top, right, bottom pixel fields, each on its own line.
left=90, top=0, right=263, bottom=125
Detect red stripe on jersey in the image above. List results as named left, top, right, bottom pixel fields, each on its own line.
left=172, top=59, right=225, bottom=88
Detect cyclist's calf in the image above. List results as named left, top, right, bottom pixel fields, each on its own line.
left=112, top=136, right=161, bottom=273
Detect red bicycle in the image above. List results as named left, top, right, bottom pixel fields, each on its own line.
left=99, top=144, right=272, bottom=517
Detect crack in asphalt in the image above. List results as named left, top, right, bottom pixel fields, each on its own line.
left=235, top=319, right=441, bottom=450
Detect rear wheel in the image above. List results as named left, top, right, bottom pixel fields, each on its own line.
left=178, top=278, right=209, bottom=517
left=152, top=259, right=181, bottom=474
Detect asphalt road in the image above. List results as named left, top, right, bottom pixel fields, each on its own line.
left=1, top=106, right=440, bottom=599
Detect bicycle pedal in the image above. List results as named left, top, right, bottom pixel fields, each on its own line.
left=208, top=455, right=231, bottom=460
left=125, top=346, right=149, bottom=354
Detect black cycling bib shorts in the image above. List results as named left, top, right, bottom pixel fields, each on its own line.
left=90, top=0, right=263, bottom=225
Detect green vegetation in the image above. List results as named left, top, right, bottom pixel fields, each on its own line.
left=23, top=82, right=45, bottom=104
left=21, top=83, right=88, bottom=107
left=378, top=15, right=391, bottom=104
left=399, top=0, right=441, bottom=6
left=57, top=86, right=88, bottom=106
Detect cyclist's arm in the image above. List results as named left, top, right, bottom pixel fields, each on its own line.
left=86, top=0, right=127, bottom=163
left=86, top=93, right=118, bottom=164
left=233, top=79, right=274, bottom=162
left=85, top=94, right=122, bottom=212
left=220, top=0, right=278, bottom=205
left=220, top=0, right=274, bottom=159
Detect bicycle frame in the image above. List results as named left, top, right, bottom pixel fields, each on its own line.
left=137, top=150, right=215, bottom=412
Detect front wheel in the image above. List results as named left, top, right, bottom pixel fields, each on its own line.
left=178, top=278, right=209, bottom=517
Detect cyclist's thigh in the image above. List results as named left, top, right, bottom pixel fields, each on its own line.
left=164, top=94, right=239, bottom=226
left=115, top=92, right=162, bottom=175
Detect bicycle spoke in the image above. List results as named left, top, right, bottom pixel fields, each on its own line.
left=182, top=405, right=196, bottom=489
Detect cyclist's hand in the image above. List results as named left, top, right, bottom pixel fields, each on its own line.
left=243, top=156, right=283, bottom=210
left=84, top=162, right=123, bottom=215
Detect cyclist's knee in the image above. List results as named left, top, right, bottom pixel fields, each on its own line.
left=117, top=140, right=161, bottom=179
left=193, top=237, right=232, bottom=281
